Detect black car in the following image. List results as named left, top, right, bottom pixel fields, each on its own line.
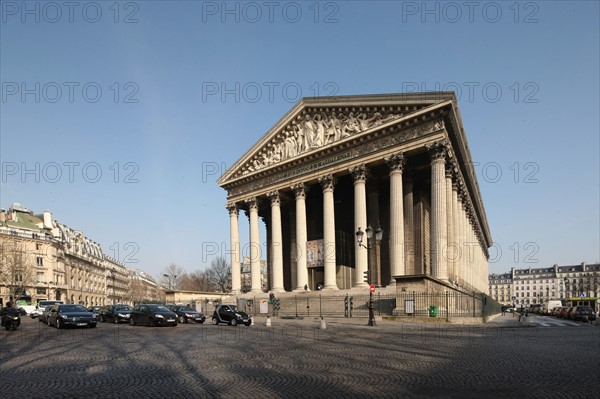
left=129, top=304, right=177, bottom=327
left=212, top=304, right=252, bottom=326
left=570, top=306, right=596, bottom=321
left=47, top=304, right=97, bottom=329
left=166, top=305, right=206, bottom=324
left=99, top=304, right=132, bottom=324
left=38, top=305, right=54, bottom=324
left=87, top=306, right=102, bottom=316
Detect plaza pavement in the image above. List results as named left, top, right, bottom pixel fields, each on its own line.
left=1, top=314, right=598, bottom=398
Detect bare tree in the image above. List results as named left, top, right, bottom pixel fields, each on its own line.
left=159, top=263, right=185, bottom=290
left=206, top=257, right=231, bottom=293
left=0, top=239, right=37, bottom=304
left=183, top=270, right=211, bottom=292
left=125, top=279, right=147, bottom=306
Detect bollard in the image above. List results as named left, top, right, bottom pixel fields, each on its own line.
left=265, top=316, right=271, bottom=327
left=320, top=317, right=326, bottom=330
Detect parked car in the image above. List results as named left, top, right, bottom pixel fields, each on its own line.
left=99, top=304, right=132, bottom=324
left=129, top=304, right=177, bottom=327
left=551, top=306, right=564, bottom=317
left=166, top=305, right=206, bottom=324
left=87, top=306, right=102, bottom=316
left=31, top=300, right=63, bottom=319
left=570, top=306, right=596, bottom=321
left=211, top=304, right=252, bottom=326
left=558, top=307, right=571, bottom=319
left=47, top=304, right=97, bottom=329
left=38, top=305, right=54, bottom=324
left=565, top=307, right=576, bottom=320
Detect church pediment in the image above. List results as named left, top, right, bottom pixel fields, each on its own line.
left=218, top=93, right=455, bottom=187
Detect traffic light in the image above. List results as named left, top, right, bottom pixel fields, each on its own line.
left=363, top=270, right=369, bottom=283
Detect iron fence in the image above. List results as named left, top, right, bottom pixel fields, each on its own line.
left=237, top=292, right=501, bottom=319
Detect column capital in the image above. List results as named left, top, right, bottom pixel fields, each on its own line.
left=319, top=174, right=336, bottom=191
left=291, top=183, right=308, bottom=199
left=350, top=164, right=367, bottom=183
left=226, top=203, right=239, bottom=216
left=426, top=141, right=448, bottom=162
left=386, top=152, right=405, bottom=172
left=245, top=197, right=260, bottom=211
left=267, top=191, right=281, bottom=206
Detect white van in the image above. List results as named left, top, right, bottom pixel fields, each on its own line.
left=541, top=300, right=562, bottom=315
left=31, top=300, right=63, bottom=318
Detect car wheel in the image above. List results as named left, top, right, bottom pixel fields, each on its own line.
left=230, top=318, right=238, bottom=326
left=90, top=323, right=97, bottom=328
left=153, top=319, right=160, bottom=327
left=129, top=318, right=135, bottom=326
left=178, top=315, right=185, bottom=324
left=56, top=319, right=62, bottom=329
left=48, top=318, right=52, bottom=327
left=100, top=315, right=105, bottom=322
left=211, top=317, right=218, bottom=325
left=114, top=317, right=118, bottom=324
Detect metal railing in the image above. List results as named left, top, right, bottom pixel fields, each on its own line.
left=237, top=292, right=501, bottom=319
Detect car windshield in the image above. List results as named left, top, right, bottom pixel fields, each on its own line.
left=115, top=306, right=131, bottom=311
left=179, top=306, right=194, bottom=311
left=60, top=305, right=88, bottom=312
left=147, top=305, right=170, bottom=312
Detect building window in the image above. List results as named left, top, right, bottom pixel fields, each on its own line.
left=37, top=256, right=44, bottom=267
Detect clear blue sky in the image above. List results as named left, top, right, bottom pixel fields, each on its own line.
left=1, top=1, right=598, bottom=279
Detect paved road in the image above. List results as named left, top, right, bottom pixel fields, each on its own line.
left=1, top=316, right=598, bottom=398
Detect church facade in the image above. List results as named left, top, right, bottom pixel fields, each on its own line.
left=218, top=93, right=492, bottom=295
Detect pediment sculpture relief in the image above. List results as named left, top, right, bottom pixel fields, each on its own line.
left=239, top=111, right=402, bottom=176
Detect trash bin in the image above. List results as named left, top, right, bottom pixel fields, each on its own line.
left=429, top=306, right=438, bottom=318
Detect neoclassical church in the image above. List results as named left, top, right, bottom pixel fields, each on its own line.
left=218, top=93, right=491, bottom=295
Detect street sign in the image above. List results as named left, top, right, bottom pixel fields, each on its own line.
left=512, top=296, right=516, bottom=301
left=369, top=284, right=375, bottom=293
left=579, top=293, right=585, bottom=298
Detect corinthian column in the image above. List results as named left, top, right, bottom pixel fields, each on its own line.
left=320, top=174, right=338, bottom=290
left=268, top=191, right=284, bottom=292
left=227, top=203, right=241, bottom=294
left=292, top=184, right=308, bottom=291
left=445, top=165, right=454, bottom=283
left=427, top=142, right=448, bottom=281
left=246, top=197, right=262, bottom=293
left=351, top=164, right=368, bottom=288
left=387, top=153, right=406, bottom=283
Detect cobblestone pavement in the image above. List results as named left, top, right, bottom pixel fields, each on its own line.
left=1, top=316, right=598, bottom=399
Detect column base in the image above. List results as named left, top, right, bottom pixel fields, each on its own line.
left=322, top=285, right=339, bottom=290
left=353, top=282, right=369, bottom=288
left=250, top=289, right=263, bottom=293
left=270, top=287, right=285, bottom=293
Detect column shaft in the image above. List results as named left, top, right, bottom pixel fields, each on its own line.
left=268, top=191, right=284, bottom=292
left=428, top=143, right=448, bottom=281
left=352, top=165, right=368, bottom=287
left=228, top=204, right=241, bottom=294
left=387, top=154, right=405, bottom=283
left=320, top=175, right=338, bottom=290
left=292, top=184, right=309, bottom=290
left=247, top=198, right=262, bottom=293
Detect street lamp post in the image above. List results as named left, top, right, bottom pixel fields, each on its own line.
left=356, top=225, right=383, bottom=327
